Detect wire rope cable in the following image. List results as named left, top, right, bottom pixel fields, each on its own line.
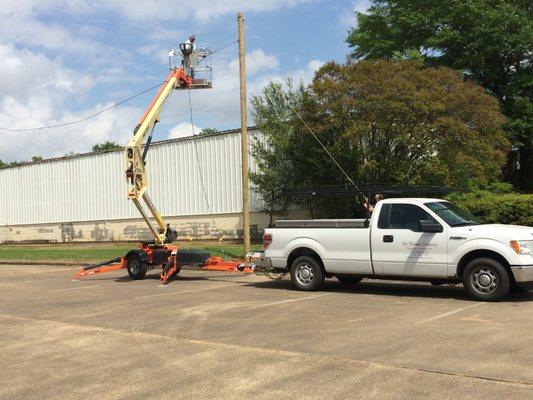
left=187, top=89, right=227, bottom=257
left=0, top=83, right=164, bottom=133
left=248, top=52, right=359, bottom=191
left=0, top=39, right=239, bottom=134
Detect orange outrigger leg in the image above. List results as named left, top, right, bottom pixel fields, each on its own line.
left=73, top=254, right=253, bottom=284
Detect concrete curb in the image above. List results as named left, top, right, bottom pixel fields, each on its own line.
left=0, top=261, right=80, bottom=266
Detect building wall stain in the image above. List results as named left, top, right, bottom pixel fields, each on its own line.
left=236, top=225, right=263, bottom=239
left=123, top=226, right=153, bottom=241
left=1, top=211, right=308, bottom=244
left=91, top=223, right=112, bottom=241
left=59, top=223, right=84, bottom=242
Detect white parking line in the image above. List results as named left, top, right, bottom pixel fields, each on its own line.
left=50, top=285, right=101, bottom=292
left=249, top=293, right=335, bottom=309
left=134, top=284, right=236, bottom=300
left=416, top=303, right=483, bottom=324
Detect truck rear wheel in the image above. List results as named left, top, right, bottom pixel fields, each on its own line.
left=462, top=258, right=510, bottom=302
left=290, top=256, right=324, bottom=291
left=126, top=253, right=148, bottom=280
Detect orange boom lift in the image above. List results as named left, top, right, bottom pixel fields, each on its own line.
left=73, top=38, right=251, bottom=284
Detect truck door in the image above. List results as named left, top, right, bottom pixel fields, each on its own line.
left=371, top=203, right=448, bottom=277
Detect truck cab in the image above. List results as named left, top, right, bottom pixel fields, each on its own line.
left=254, top=198, right=533, bottom=301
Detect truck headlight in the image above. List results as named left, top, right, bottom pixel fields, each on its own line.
left=510, top=240, right=533, bottom=255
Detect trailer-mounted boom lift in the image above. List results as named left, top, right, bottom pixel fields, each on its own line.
left=74, top=38, right=251, bottom=284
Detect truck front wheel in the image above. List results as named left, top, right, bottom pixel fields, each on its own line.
left=290, top=256, right=324, bottom=291
left=462, top=258, right=510, bottom=302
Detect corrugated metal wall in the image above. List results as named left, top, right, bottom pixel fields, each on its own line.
left=0, top=130, right=263, bottom=226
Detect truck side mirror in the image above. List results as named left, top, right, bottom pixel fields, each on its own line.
left=419, top=219, right=443, bottom=233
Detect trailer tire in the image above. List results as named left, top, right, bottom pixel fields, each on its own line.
left=290, top=256, right=324, bottom=291
left=336, top=275, right=363, bottom=285
left=462, top=257, right=510, bottom=302
left=126, top=253, right=148, bottom=280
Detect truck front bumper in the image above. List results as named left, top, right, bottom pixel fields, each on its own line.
left=511, top=265, right=533, bottom=287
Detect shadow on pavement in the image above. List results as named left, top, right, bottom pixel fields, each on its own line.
left=243, top=278, right=533, bottom=302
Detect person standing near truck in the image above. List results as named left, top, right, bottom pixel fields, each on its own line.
left=363, top=193, right=384, bottom=214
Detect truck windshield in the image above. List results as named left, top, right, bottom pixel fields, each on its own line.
left=424, top=202, right=481, bottom=227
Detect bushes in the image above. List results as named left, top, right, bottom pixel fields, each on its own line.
left=446, top=184, right=533, bottom=226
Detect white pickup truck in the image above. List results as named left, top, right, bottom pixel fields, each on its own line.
left=252, top=198, right=533, bottom=301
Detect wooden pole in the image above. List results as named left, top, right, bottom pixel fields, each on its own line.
left=238, top=13, right=251, bottom=254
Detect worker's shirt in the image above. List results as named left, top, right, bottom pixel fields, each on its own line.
left=185, top=40, right=197, bottom=52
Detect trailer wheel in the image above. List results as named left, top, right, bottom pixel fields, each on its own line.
left=290, top=256, right=324, bottom=291
left=336, top=275, right=363, bottom=285
left=126, top=253, right=148, bottom=280
left=462, top=258, right=510, bottom=302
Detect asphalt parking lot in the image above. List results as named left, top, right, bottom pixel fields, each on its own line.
left=0, top=264, right=531, bottom=399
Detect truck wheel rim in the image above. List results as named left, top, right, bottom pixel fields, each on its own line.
left=470, top=266, right=498, bottom=295
left=295, top=263, right=314, bottom=286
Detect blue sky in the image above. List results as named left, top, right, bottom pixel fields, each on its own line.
left=0, top=0, right=371, bottom=162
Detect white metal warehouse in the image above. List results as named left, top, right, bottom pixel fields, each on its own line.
left=0, top=128, right=292, bottom=243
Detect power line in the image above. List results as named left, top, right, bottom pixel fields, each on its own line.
left=0, top=82, right=164, bottom=133
left=0, top=40, right=238, bottom=134
left=187, top=89, right=226, bottom=257
left=247, top=52, right=359, bottom=190
left=211, top=39, right=238, bottom=54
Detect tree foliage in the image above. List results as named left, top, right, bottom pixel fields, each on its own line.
left=347, top=0, right=532, bottom=190
left=0, top=159, right=25, bottom=169
left=250, top=81, right=310, bottom=219
left=251, top=61, right=508, bottom=217
left=446, top=183, right=533, bottom=226
left=92, top=141, right=122, bottom=153
left=199, top=128, right=219, bottom=135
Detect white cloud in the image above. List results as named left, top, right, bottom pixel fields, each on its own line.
left=0, top=6, right=106, bottom=57
left=168, top=122, right=201, bottom=139
left=0, top=101, right=140, bottom=162
left=0, top=44, right=93, bottom=103
left=228, top=49, right=280, bottom=77
left=0, top=2, right=326, bottom=161
left=161, top=50, right=324, bottom=132
left=340, top=0, right=372, bottom=28
left=0, top=45, right=140, bottom=162
left=102, top=0, right=316, bottom=21
left=146, top=27, right=185, bottom=42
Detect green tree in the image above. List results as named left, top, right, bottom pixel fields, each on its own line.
left=250, top=81, right=310, bottom=221
left=199, top=128, right=219, bottom=135
left=251, top=61, right=508, bottom=217
left=92, top=141, right=122, bottom=153
left=347, top=0, right=532, bottom=190
left=0, top=159, right=6, bottom=169
left=31, top=156, right=43, bottom=162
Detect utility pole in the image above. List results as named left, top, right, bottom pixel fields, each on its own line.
left=238, top=12, right=251, bottom=255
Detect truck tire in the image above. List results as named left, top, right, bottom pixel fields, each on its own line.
left=336, top=275, right=363, bottom=285
left=126, top=253, right=148, bottom=280
left=290, top=256, right=324, bottom=291
left=462, top=258, right=510, bottom=301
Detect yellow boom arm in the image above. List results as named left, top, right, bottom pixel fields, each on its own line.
left=125, top=68, right=192, bottom=244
